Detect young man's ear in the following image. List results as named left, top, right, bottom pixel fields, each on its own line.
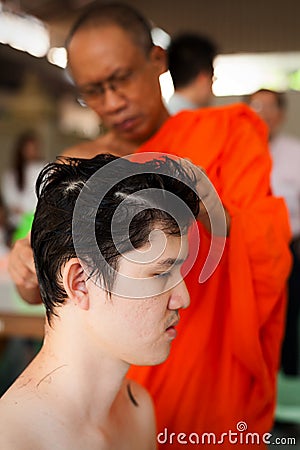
left=150, top=45, right=167, bottom=76
left=62, top=258, right=89, bottom=310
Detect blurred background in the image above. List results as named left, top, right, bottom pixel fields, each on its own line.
left=0, top=0, right=300, bottom=445
left=1, top=0, right=300, bottom=168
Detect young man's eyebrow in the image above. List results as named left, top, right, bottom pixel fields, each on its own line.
left=155, top=257, right=187, bottom=268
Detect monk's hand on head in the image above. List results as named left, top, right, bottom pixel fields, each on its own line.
left=181, top=158, right=230, bottom=236
left=8, top=234, right=42, bottom=304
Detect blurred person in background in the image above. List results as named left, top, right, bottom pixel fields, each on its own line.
left=167, top=32, right=217, bottom=114
left=248, top=89, right=300, bottom=377
left=0, top=196, right=10, bottom=259
left=0, top=131, right=45, bottom=396
left=1, top=131, right=45, bottom=242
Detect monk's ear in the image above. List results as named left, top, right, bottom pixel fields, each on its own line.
left=62, top=258, right=89, bottom=310
left=150, top=45, right=167, bottom=76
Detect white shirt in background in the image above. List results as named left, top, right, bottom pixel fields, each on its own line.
left=270, top=133, right=300, bottom=239
left=167, top=93, right=198, bottom=115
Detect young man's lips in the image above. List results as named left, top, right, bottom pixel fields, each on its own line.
left=165, top=319, right=179, bottom=339
left=165, top=325, right=178, bottom=340
left=166, top=315, right=179, bottom=330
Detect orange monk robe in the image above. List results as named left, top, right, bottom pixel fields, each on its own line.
left=127, top=104, right=291, bottom=448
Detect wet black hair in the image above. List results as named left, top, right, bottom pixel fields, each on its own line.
left=31, top=154, right=199, bottom=322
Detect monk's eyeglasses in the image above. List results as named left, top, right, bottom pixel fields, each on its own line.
left=77, top=69, right=135, bottom=107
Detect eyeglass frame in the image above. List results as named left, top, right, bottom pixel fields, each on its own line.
left=76, top=62, right=149, bottom=108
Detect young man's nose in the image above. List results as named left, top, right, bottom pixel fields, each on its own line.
left=168, top=279, right=190, bottom=310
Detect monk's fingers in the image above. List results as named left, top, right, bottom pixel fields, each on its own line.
left=8, top=237, right=38, bottom=289
left=8, top=265, right=37, bottom=289
left=198, top=196, right=221, bottom=218
left=181, top=158, right=207, bottom=178
left=197, top=179, right=221, bottom=213
left=180, top=158, right=222, bottom=216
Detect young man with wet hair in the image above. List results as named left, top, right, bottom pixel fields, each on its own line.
left=8, top=2, right=291, bottom=446
left=0, top=153, right=199, bottom=449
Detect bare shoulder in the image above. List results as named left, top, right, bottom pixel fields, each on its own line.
left=59, top=135, right=109, bottom=160
left=125, top=379, right=157, bottom=449
left=0, top=398, right=35, bottom=450
left=59, top=132, right=136, bottom=161
left=126, top=379, right=154, bottom=410
left=58, top=131, right=132, bottom=161
left=0, top=371, right=49, bottom=450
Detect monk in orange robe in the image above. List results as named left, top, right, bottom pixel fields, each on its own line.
left=8, top=4, right=291, bottom=449
left=128, top=104, right=291, bottom=448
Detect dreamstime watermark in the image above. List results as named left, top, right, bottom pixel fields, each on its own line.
left=157, top=422, right=297, bottom=446
left=72, top=152, right=227, bottom=298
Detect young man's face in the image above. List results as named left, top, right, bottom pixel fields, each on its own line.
left=86, top=232, right=190, bottom=366
left=68, top=25, right=168, bottom=145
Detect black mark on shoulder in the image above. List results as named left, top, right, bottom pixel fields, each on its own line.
left=127, top=382, right=139, bottom=407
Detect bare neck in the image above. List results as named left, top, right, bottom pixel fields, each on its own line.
left=13, top=320, right=129, bottom=428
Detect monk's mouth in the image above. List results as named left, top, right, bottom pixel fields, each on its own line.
left=114, top=117, right=139, bottom=132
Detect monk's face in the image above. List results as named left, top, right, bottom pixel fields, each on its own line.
left=68, top=25, right=168, bottom=145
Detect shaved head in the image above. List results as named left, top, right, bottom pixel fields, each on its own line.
left=66, top=1, right=154, bottom=55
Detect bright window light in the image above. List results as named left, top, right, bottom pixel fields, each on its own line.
left=213, top=52, right=300, bottom=96
left=0, top=8, right=49, bottom=57
left=151, top=27, right=171, bottom=49
left=47, top=47, right=67, bottom=68
left=159, top=71, right=174, bottom=102
left=158, top=51, right=300, bottom=99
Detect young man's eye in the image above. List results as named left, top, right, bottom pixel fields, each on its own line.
left=153, top=271, right=172, bottom=279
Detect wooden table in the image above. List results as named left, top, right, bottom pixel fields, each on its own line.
left=0, top=273, right=45, bottom=340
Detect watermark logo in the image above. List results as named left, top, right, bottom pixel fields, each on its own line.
left=236, top=421, right=247, bottom=432
left=72, top=152, right=227, bottom=298
left=157, top=422, right=297, bottom=446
